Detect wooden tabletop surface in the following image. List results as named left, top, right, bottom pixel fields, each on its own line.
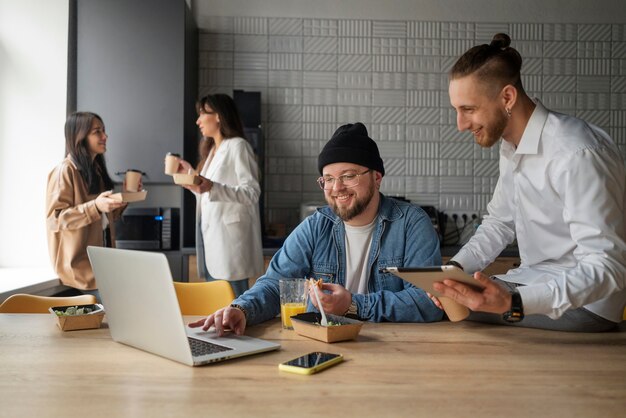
left=1, top=314, right=625, bottom=418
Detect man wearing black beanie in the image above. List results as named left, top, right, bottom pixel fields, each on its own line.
left=190, top=123, right=444, bottom=336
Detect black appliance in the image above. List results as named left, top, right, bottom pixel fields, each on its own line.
left=114, top=207, right=179, bottom=250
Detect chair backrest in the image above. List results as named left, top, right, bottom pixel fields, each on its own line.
left=0, top=293, right=98, bottom=313
left=173, top=281, right=236, bottom=316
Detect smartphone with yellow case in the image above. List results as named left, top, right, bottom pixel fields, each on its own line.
left=278, top=352, right=343, bottom=375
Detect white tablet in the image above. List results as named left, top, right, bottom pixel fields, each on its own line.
left=382, top=266, right=484, bottom=298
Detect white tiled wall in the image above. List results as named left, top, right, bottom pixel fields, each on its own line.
left=198, top=17, right=626, bottom=231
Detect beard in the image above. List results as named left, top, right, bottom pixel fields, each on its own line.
left=475, top=109, right=508, bottom=148
left=327, top=180, right=376, bottom=222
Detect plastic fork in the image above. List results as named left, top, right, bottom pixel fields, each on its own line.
left=311, top=284, right=329, bottom=326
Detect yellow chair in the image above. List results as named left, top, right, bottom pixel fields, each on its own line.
left=173, top=280, right=236, bottom=316
left=0, top=293, right=97, bottom=313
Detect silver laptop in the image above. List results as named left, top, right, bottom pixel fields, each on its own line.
left=87, top=246, right=280, bottom=366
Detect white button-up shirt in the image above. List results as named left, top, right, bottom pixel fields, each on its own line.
left=453, top=100, right=626, bottom=322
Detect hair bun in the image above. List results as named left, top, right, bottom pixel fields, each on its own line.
left=490, top=33, right=511, bottom=49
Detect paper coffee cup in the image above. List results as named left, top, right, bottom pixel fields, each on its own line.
left=439, top=296, right=470, bottom=322
left=125, top=169, right=142, bottom=192
left=164, top=152, right=181, bottom=175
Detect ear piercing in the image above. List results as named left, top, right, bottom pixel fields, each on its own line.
left=506, top=108, right=512, bottom=117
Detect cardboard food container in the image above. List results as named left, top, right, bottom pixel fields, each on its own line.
left=173, top=173, right=201, bottom=185
left=110, top=190, right=148, bottom=202
left=290, top=312, right=363, bottom=343
left=48, top=304, right=105, bottom=331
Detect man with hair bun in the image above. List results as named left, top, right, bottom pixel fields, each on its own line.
left=190, top=122, right=444, bottom=336
left=436, top=33, right=626, bottom=332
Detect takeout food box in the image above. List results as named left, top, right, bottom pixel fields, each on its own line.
left=173, top=173, right=201, bottom=185
left=290, top=312, right=363, bottom=343
left=48, top=304, right=105, bottom=331
left=110, top=190, right=148, bottom=202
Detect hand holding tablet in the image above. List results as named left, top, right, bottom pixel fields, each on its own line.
left=382, top=266, right=485, bottom=322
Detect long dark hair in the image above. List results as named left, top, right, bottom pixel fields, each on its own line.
left=64, top=111, right=114, bottom=194
left=195, top=94, right=246, bottom=172
left=449, top=33, right=524, bottom=94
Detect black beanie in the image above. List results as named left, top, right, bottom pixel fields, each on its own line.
left=317, top=122, right=385, bottom=176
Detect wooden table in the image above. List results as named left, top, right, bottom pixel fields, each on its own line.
left=1, top=314, right=625, bottom=417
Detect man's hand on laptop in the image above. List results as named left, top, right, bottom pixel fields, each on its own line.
left=188, top=307, right=247, bottom=337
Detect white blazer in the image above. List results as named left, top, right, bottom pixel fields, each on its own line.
left=196, top=137, right=264, bottom=281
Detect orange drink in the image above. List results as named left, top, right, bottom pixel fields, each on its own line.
left=281, top=302, right=306, bottom=329
left=279, top=278, right=308, bottom=329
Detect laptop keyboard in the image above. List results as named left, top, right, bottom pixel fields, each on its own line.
left=188, top=337, right=234, bottom=357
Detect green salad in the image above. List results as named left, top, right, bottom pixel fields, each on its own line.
left=54, top=306, right=94, bottom=316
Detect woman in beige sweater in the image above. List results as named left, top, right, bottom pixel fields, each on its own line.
left=46, top=112, right=130, bottom=302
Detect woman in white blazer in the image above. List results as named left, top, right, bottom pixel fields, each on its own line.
left=175, top=94, right=264, bottom=296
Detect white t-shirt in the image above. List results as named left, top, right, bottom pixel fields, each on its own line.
left=344, top=219, right=376, bottom=294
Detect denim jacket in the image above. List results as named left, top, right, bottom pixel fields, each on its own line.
left=234, top=194, right=444, bottom=324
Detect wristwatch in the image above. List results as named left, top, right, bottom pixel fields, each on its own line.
left=502, top=290, right=524, bottom=323
left=344, top=300, right=358, bottom=319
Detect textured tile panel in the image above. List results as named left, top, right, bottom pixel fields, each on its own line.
left=577, top=76, right=611, bottom=92
left=304, top=19, right=338, bottom=37
left=199, top=51, right=234, bottom=69
left=338, top=54, right=372, bottom=72
left=269, top=18, right=302, bottom=36
left=302, top=71, right=337, bottom=88
left=268, top=88, right=302, bottom=105
left=269, top=36, right=303, bottom=53
left=372, top=107, right=405, bottom=124
left=339, top=38, right=372, bottom=55
left=269, top=53, right=302, bottom=70
left=406, top=39, right=442, bottom=56
left=268, top=71, right=302, bottom=87
left=408, top=21, right=441, bottom=39
left=234, top=53, right=268, bottom=70
left=441, top=22, right=475, bottom=40
left=303, top=54, right=338, bottom=71
left=234, top=35, right=268, bottom=52
left=337, top=90, right=371, bottom=106
left=406, top=108, right=441, bottom=125
left=302, top=123, right=337, bottom=140
left=577, top=93, right=611, bottom=110
left=233, top=70, right=267, bottom=86
left=338, top=20, right=371, bottom=37
left=378, top=141, right=406, bottom=158
left=373, top=37, right=407, bottom=55
left=269, top=104, right=303, bottom=122
left=304, top=36, right=338, bottom=53
left=372, top=72, right=406, bottom=90
left=541, top=93, right=577, bottom=110
left=373, top=21, right=407, bottom=38
left=369, top=124, right=404, bottom=141
left=372, top=90, right=406, bottom=107
left=405, top=176, right=439, bottom=194
left=304, top=88, right=338, bottom=105
left=510, top=23, right=543, bottom=41
left=234, top=17, right=268, bottom=35
left=303, top=105, right=337, bottom=123
left=338, top=72, right=372, bottom=89
left=337, top=106, right=372, bottom=123
left=543, top=24, right=577, bottom=41
left=578, top=24, right=612, bottom=41
left=405, top=125, right=440, bottom=142
left=406, top=90, right=440, bottom=108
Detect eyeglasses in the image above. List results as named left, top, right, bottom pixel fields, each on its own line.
left=317, top=169, right=371, bottom=190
